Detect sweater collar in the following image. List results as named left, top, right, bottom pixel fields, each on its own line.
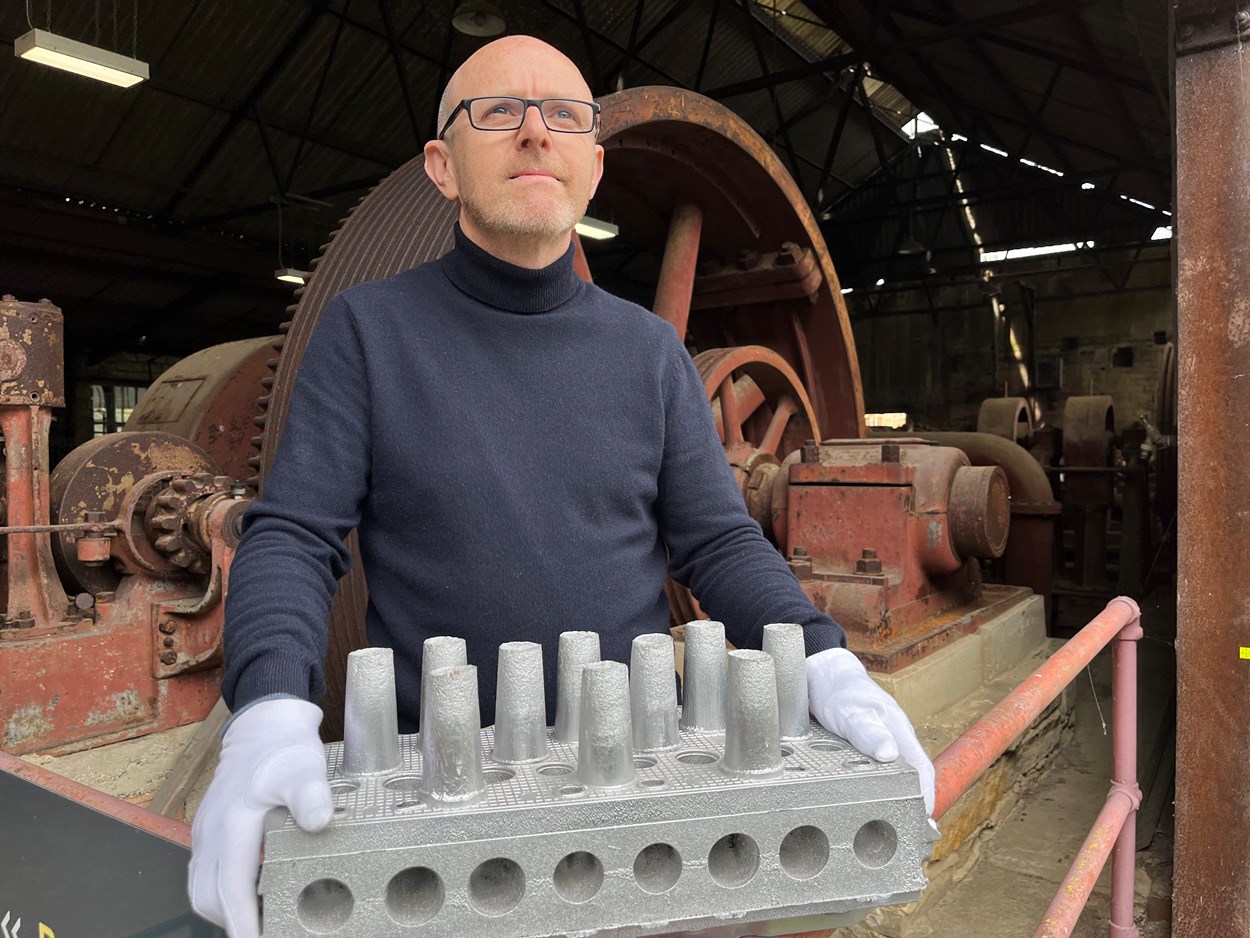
left=441, top=223, right=582, bottom=313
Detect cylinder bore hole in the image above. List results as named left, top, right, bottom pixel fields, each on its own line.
left=779, top=825, right=830, bottom=880
left=296, top=878, right=353, bottom=933
left=633, top=842, right=682, bottom=894
left=707, top=833, right=760, bottom=888
left=853, top=820, right=898, bottom=869
left=553, top=851, right=605, bottom=904
left=385, top=866, right=443, bottom=926
left=468, top=857, right=525, bottom=916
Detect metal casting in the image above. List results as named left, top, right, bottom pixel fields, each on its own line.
left=258, top=636, right=935, bottom=938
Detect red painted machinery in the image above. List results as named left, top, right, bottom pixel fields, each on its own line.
left=0, top=294, right=251, bottom=755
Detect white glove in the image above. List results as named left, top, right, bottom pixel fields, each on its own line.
left=188, top=698, right=333, bottom=938
left=806, top=648, right=936, bottom=816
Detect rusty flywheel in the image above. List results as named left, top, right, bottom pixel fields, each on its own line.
left=254, top=88, right=865, bottom=740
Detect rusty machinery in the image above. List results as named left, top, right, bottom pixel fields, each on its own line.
left=974, top=388, right=1171, bottom=630
left=4, top=89, right=1030, bottom=764
left=0, top=295, right=251, bottom=755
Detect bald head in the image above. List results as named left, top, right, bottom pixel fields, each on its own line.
left=436, top=36, right=593, bottom=140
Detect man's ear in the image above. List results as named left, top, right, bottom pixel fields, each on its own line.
left=423, top=140, right=460, bottom=202
left=587, top=143, right=605, bottom=200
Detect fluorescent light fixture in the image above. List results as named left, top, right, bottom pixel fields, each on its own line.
left=1151, top=226, right=1173, bottom=240
left=14, top=29, right=148, bottom=88
left=875, top=278, right=886, bottom=286
left=274, top=268, right=310, bottom=284
left=1037, top=163, right=1064, bottom=177
left=1081, top=182, right=1096, bottom=190
left=840, top=287, right=854, bottom=295
left=575, top=215, right=618, bottom=240
left=980, top=143, right=1008, bottom=157
left=1162, top=210, right=1172, bottom=217
left=950, top=133, right=968, bottom=142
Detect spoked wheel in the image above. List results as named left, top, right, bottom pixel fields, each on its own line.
left=665, top=346, right=820, bottom=626
left=694, top=345, right=820, bottom=490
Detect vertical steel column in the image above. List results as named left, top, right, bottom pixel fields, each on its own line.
left=652, top=202, right=703, bottom=341
left=1174, top=8, right=1250, bottom=933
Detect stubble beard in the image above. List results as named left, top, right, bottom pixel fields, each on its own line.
left=461, top=186, right=585, bottom=240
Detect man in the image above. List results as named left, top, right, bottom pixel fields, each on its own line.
left=188, top=35, right=934, bottom=938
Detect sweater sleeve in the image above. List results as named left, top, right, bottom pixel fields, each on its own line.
left=221, top=295, right=373, bottom=711
left=655, top=336, right=846, bottom=657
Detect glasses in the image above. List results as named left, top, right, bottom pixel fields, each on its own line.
left=438, top=96, right=601, bottom=140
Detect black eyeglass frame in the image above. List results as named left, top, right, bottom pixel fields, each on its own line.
left=438, top=97, right=602, bottom=140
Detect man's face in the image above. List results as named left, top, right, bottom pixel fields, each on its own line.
left=428, top=42, right=605, bottom=243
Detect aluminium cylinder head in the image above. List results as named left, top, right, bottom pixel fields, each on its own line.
left=721, top=649, right=784, bottom=777
left=419, top=664, right=485, bottom=804
left=341, top=647, right=402, bottom=776
left=576, top=661, right=636, bottom=788
left=630, top=632, right=679, bottom=751
left=493, top=641, right=549, bottom=763
left=762, top=622, right=811, bottom=739
left=554, top=630, right=601, bottom=743
left=680, top=620, right=727, bottom=733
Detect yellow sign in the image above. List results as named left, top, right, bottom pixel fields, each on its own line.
left=1240, top=647, right=1250, bottom=660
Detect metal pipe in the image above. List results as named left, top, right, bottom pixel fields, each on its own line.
left=1031, top=792, right=1137, bottom=937
left=1029, top=617, right=1143, bottom=938
left=652, top=201, right=703, bottom=341
left=0, top=521, right=123, bottom=535
left=932, top=597, right=1140, bottom=820
left=1109, top=619, right=1144, bottom=937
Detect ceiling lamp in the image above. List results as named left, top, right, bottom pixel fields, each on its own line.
left=274, top=268, right=311, bottom=285
left=897, top=235, right=926, bottom=256
left=452, top=2, right=506, bottom=37
left=575, top=216, right=619, bottom=241
left=14, top=29, right=148, bottom=88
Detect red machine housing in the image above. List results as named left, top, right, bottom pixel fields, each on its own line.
left=780, top=439, right=1011, bottom=671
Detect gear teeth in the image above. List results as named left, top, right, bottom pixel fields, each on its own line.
left=251, top=435, right=264, bottom=448
left=246, top=456, right=261, bottom=470
left=261, top=377, right=274, bottom=390
left=257, top=395, right=270, bottom=410
left=267, top=357, right=280, bottom=369
left=246, top=474, right=260, bottom=489
left=253, top=415, right=267, bottom=428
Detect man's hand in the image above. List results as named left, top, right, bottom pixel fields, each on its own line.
left=188, top=699, right=333, bottom=938
left=806, top=648, right=936, bottom=816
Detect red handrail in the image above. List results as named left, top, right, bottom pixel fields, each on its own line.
left=933, top=596, right=1144, bottom=938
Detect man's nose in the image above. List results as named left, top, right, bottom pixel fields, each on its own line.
left=516, top=103, right=551, bottom=148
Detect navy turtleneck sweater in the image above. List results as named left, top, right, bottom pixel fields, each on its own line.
left=222, top=226, right=845, bottom=729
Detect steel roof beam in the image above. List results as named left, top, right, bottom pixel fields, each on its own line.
left=377, top=0, right=423, bottom=146
left=160, top=2, right=329, bottom=219
left=706, top=0, right=1096, bottom=99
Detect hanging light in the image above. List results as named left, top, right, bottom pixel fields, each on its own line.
left=14, top=29, right=148, bottom=88
left=575, top=215, right=619, bottom=241
left=274, top=268, right=310, bottom=285
left=452, top=2, right=506, bottom=37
